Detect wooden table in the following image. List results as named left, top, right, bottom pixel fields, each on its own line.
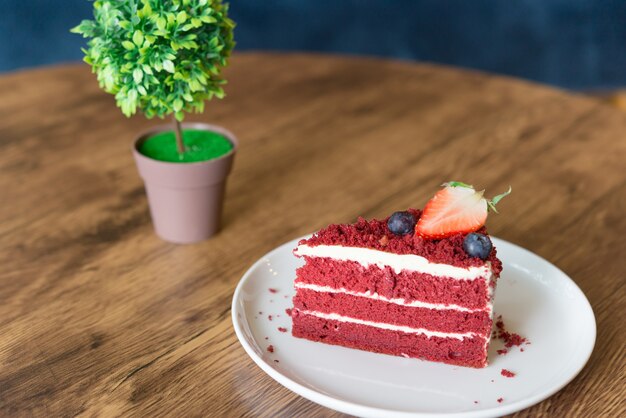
left=1, top=53, right=624, bottom=417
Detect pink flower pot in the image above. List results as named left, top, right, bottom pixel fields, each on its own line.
left=132, top=122, right=237, bottom=244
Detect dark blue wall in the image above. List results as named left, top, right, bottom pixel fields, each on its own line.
left=2, top=0, right=626, bottom=89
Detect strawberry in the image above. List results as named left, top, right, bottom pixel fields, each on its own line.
left=415, top=182, right=511, bottom=239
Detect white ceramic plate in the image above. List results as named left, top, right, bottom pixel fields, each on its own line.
left=231, top=237, right=595, bottom=418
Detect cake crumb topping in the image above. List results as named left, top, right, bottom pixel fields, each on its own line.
left=300, top=209, right=502, bottom=271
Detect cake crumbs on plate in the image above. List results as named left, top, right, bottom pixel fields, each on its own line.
left=273, top=359, right=279, bottom=363
left=497, top=349, right=508, bottom=355
left=268, top=288, right=279, bottom=293
left=501, top=369, right=516, bottom=378
left=278, top=327, right=288, bottom=333
left=494, top=315, right=528, bottom=348
left=268, top=315, right=273, bottom=321
left=497, top=398, right=504, bottom=403
left=285, top=308, right=292, bottom=316
left=267, top=345, right=274, bottom=353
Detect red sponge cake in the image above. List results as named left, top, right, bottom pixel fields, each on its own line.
left=290, top=182, right=510, bottom=368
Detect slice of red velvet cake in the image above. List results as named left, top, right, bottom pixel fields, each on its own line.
left=290, top=182, right=510, bottom=368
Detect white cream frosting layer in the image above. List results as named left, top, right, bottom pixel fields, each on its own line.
left=295, top=244, right=492, bottom=280
left=298, top=310, right=483, bottom=340
left=295, top=282, right=492, bottom=313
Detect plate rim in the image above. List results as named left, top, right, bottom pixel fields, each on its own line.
left=231, top=236, right=596, bottom=418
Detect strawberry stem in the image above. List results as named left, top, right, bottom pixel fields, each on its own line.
left=487, top=186, right=512, bottom=213
left=443, top=181, right=473, bottom=189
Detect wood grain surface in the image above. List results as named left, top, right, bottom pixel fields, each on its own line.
left=0, top=53, right=624, bottom=417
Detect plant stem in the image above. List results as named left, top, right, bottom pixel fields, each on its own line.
left=173, top=116, right=185, bottom=154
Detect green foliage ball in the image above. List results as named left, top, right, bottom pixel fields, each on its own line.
left=72, top=0, right=235, bottom=121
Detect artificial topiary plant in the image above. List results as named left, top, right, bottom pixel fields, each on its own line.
left=72, top=0, right=235, bottom=155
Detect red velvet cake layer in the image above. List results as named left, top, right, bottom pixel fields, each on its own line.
left=296, top=257, right=493, bottom=310
left=293, top=288, right=491, bottom=334
left=300, top=209, right=502, bottom=272
left=292, top=310, right=487, bottom=368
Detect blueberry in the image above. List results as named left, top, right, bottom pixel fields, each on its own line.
left=387, top=211, right=416, bottom=235
left=463, top=233, right=493, bottom=260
